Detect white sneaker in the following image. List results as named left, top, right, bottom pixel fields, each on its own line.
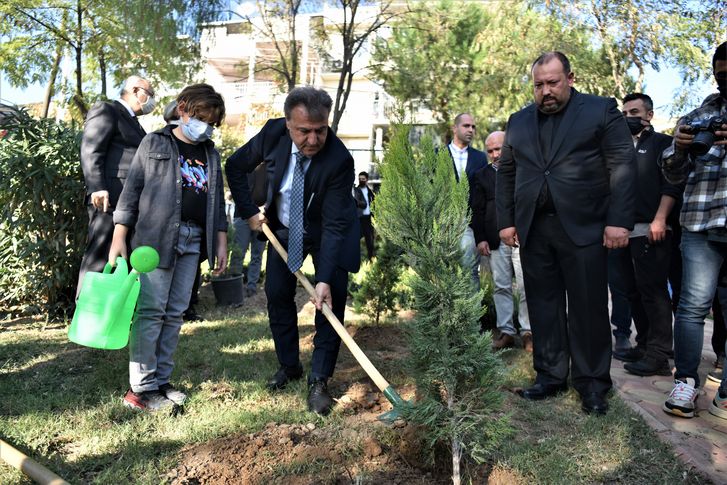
left=159, top=383, right=187, bottom=405
left=663, top=378, right=698, bottom=418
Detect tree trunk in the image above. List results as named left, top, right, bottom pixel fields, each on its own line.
left=42, top=46, right=63, bottom=118
left=73, top=1, right=87, bottom=117
left=451, top=437, right=461, bottom=485
left=99, top=49, right=107, bottom=98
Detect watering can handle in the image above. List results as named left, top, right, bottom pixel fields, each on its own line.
left=102, top=258, right=128, bottom=275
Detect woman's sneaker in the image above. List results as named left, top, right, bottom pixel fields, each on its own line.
left=708, top=388, right=727, bottom=420
left=159, top=383, right=187, bottom=405
left=123, top=389, right=174, bottom=411
left=663, top=378, right=698, bottom=418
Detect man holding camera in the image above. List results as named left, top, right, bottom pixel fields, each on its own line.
left=662, top=41, right=727, bottom=421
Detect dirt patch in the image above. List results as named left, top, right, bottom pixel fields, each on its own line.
left=167, top=419, right=451, bottom=485
left=169, top=289, right=492, bottom=483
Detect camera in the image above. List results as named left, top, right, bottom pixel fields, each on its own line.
left=684, top=116, right=726, bottom=156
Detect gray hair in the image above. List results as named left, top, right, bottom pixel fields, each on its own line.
left=120, top=75, right=146, bottom=96
left=283, top=86, right=332, bottom=121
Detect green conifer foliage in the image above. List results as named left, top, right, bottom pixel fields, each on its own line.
left=375, top=126, right=509, bottom=483
left=352, top=238, right=404, bottom=325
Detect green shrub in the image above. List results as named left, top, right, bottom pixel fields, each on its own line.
left=0, top=108, right=86, bottom=318
left=352, top=238, right=405, bottom=324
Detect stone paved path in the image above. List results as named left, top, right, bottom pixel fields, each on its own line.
left=612, top=323, right=727, bottom=484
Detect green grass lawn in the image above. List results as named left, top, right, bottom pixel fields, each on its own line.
left=0, top=289, right=710, bottom=484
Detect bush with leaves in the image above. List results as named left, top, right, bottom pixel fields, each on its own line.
left=375, top=126, right=509, bottom=484
left=352, top=238, right=405, bottom=325
left=0, top=108, right=86, bottom=318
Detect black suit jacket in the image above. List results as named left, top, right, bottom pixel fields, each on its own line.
left=353, top=185, right=374, bottom=217
left=80, top=100, right=146, bottom=206
left=447, top=145, right=488, bottom=212
left=470, top=164, right=500, bottom=249
left=496, top=90, right=636, bottom=247
left=226, top=118, right=360, bottom=283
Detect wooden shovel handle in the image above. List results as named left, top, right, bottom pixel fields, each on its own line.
left=261, top=223, right=390, bottom=392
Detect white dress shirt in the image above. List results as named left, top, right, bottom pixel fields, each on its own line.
left=116, top=98, right=137, bottom=118
left=449, top=142, right=468, bottom=177
left=277, top=143, right=312, bottom=228
left=360, top=186, right=371, bottom=215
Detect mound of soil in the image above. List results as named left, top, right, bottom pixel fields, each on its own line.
left=167, top=419, right=445, bottom=485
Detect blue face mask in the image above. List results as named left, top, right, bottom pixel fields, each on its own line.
left=181, top=117, right=214, bottom=143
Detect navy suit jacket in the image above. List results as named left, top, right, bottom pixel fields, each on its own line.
left=80, top=100, right=146, bottom=206
left=446, top=144, right=488, bottom=222
left=226, top=118, right=360, bottom=283
left=496, top=90, right=636, bottom=247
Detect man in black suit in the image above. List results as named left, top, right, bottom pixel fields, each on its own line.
left=447, top=113, right=488, bottom=286
left=226, top=86, right=360, bottom=415
left=496, top=52, right=636, bottom=415
left=353, top=171, right=375, bottom=259
left=77, top=76, right=155, bottom=296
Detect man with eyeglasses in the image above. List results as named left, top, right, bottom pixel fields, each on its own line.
left=76, top=75, right=156, bottom=297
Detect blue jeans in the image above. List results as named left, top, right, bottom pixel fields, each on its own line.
left=230, top=217, right=266, bottom=290
left=674, top=230, right=727, bottom=389
left=129, top=222, right=202, bottom=392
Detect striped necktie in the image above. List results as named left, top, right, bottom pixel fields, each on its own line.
left=287, top=152, right=308, bottom=272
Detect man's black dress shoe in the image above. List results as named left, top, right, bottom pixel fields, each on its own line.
left=266, top=365, right=303, bottom=391
left=307, top=379, right=334, bottom=415
left=613, top=347, right=644, bottom=363
left=581, top=392, right=609, bottom=415
left=517, top=382, right=568, bottom=401
left=624, top=357, right=672, bottom=376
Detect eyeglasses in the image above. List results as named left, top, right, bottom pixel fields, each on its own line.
left=136, top=86, right=155, bottom=98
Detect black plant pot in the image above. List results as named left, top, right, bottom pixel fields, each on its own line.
left=211, top=275, right=244, bottom=306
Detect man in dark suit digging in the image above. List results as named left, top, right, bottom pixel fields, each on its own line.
left=496, top=51, right=636, bottom=415
left=226, top=86, right=360, bottom=415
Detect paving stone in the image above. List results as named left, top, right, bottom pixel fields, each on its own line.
left=610, top=325, right=727, bottom=485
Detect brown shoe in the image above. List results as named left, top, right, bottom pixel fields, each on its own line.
left=521, top=332, right=533, bottom=353
left=492, top=332, right=515, bottom=350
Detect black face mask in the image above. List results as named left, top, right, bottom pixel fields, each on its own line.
left=716, top=73, right=727, bottom=99
left=625, top=116, right=645, bottom=135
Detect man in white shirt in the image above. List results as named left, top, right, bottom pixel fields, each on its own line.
left=447, top=113, right=488, bottom=286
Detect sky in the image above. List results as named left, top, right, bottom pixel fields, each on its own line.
left=0, top=64, right=715, bottom=121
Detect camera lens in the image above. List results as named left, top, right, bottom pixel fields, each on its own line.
left=690, top=131, right=715, bottom=156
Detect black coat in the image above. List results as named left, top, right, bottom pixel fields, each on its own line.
left=446, top=144, right=488, bottom=214
left=632, top=129, right=683, bottom=224
left=496, top=90, right=636, bottom=247
left=470, top=164, right=500, bottom=249
left=80, top=100, right=146, bottom=206
left=226, top=118, right=360, bottom=283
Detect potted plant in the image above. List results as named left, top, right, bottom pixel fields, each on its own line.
left=210, top=223, right=245, bottom=306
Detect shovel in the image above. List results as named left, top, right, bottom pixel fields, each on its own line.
left=261, top=223, right=409, bottom=422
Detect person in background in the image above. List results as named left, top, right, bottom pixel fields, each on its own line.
left=76, top=76, right=155, bottom=298
left=353, top=171, right=376, bottom=259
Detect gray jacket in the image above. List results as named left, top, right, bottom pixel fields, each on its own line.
left=114, top=125, right=227, bottom=269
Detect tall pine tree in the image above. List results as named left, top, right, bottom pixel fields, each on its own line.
left=375, top=127, right=508, bottom=484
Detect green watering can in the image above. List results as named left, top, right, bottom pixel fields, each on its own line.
left=68, top=246, right=160, bottom=350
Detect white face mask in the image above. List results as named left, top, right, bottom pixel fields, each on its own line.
left=137, top=90, right=156, bottom=115
left=181, top=117, right=214, bottom=143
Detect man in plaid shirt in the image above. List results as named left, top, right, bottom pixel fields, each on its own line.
left=661, top=41, right=727, bottom=421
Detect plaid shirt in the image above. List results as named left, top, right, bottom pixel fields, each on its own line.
left=662, top=93, right=727, bottom=232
